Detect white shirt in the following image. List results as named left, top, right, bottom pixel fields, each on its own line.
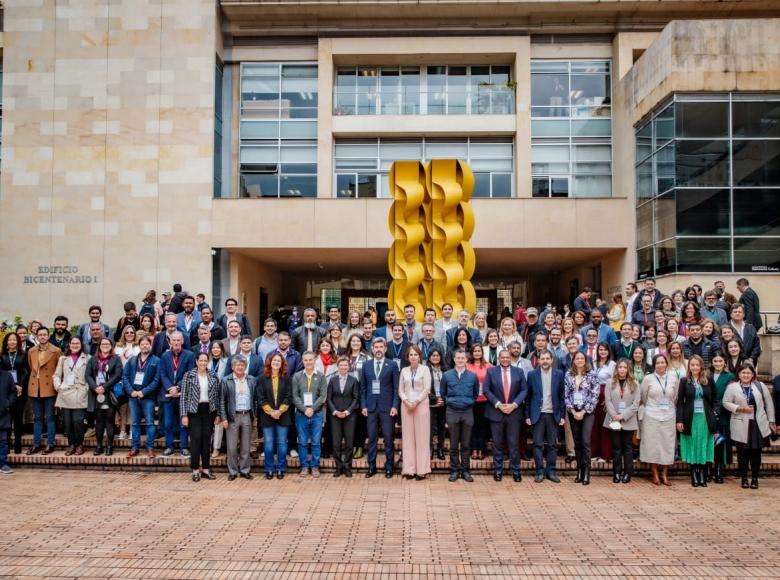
left=197, top=373, right=209, bottom=403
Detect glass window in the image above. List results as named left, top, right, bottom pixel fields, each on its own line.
left=636, top=157, right=653, bottom=202
left=280, top=174, right=316, bottom=198
left=654, top=193, right=675, bottom=241
left=676, top=238, right=731, bottom=273
left=336, top=174, right=358, bottom=198
left=636, top=122, right=652, bottom=163
left=656, top=143, right=675, bottom=194
left=655, top=239, right=676, bottom=276
left=532, top=145, right=569, bottom=174
left=653, top=105, right=674, bottom=149
left=733, top=189, right=780, bottom=236
left=675, top=189, right=731, bottom=236
left=240, top=173, right=278, bottom=198
left=532, top=178, right=550, bottom=197
left=675, top=101, right=728, bottom=138
left=491, top=173, right=512, bottom=197
left=675, top=140, right=730, bottom=187
left=473, top=173, right=491, bottom=198
left=732, top=140, right=780, bottom=186
left=732, top=100, right=780, bottom=138
left=637, top=203, right=653, bottom=247
left=637, top=246, right=654, bottom=279
left=733, top=237, right=780, bottom=272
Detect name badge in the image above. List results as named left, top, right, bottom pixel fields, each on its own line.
left=573, top=392, right=584, bottom=407
left=66, top=373, right=76, bottom=386
left=659, top=398, right=670, bottom=411
left=372, top=380, right=381, bottom=395
left=693, top=400, right=704, bottom=414
left=10, top=370, right=18, bottom=383
left=134, top=372, right=145, bottom=386
left=303, top=392, right=314, bottom=407
left=97, top=372, right=106, bottom=386
left=392, top=358, right=401, bottom=370
left=617, top=402, right=626, bottom=414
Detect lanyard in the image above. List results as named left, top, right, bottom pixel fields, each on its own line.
left=172, top=354, right=180, bottom=372
left=391, top=342, right=403, bottom=359
left=306, top=373, right=313, bottom=392
left=421, top=341, right=431, bottom=359
left=621, top=342, right=632, bottom=358
left=138, top=355, right=149, bottom=371
left=9, top=353, right=16, bottom=369
left=654, top=373, right=668, bottom=396
left=619, top=380, right=625, bottom=399
left=741, top=383, right=752, bottom=403
left=410, top=368, right=417, bottom=388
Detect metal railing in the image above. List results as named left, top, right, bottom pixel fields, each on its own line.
left=333, top=87, right=516, bottom=116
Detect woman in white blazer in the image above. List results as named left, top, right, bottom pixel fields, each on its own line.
left=722, top=362, right=776, bottom=489
left=604, top=359, right=641, bottom=483
left=399, top=345, right=432, bottom=480
left=53, top=336, right=90, bottom=456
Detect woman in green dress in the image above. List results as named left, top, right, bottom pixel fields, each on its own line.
left=710, top=353, right=734, bottom=484
left=676, top=355, right=715, bottom=487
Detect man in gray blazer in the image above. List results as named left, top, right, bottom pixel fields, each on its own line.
left=292, top=352, right=328, bottom=477
left=219, top=355, right=258, bottom=481
left=433, top=303, right=456, bottom=347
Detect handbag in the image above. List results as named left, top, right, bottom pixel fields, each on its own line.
left=110, top=383, right=128, bottom=407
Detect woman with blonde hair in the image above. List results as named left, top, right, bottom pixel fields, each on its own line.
left=560, top=317, right=583, bottom=348
left=676, top=355, right=715, bottom=487
left=114, top=325, right=140, bottom=440
left=667, top=341, right=688, bottom=381
left=604, top=359, right=640, bottom=483
left=497, top=317, right=522, bottom=351
left=607, top=294, right=625, bottom=332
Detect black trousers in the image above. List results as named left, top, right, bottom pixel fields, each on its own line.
left=532, top=413, right=558, bottom=474
left=446, top=407, right=473, bottom=473
left=570, top=412, right=594, bottom=469
left=430, top=404, right=446, bottom=451
left=737, top=447, right=761, bottom=479
left=62, top=408, right=86, bottom=446
left=470, top=401, right=488, bottom=452
left=490, top=414, right=521, bottom=474
left=189, top=403, right=215, bottom=471
left=610, top=429, right=635, bottom=475
left=331, top=413, right=356, bottom=473
left=354, top=411, right=367, bottom=450
left=11, top=393, right=27, bottom=454
left=95, top=407, right=116, bottom=448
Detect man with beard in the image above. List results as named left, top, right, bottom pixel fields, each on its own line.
left=189, top=307, right=224, bottom=344
left=176, top=296, right=202, bottom=337
left=50, top=316, right=72, bottom=353
left=292, top=308, right=325, bottom=354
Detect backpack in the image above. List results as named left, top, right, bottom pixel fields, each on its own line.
left=139, top=303, right=155, bottom=318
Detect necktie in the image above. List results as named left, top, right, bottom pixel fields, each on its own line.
left=375, top=361, right=381, bottom=378
left=589, top=346, right=594, bottom=360
left=202, top=344, right=207, bottom=353
left=502, top=367, right=510, bottom=403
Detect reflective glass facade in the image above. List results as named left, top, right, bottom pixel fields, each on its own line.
left=635, top=94, right=780, bottom=277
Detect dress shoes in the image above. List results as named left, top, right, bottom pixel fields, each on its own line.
left=546, top=472, right=561, bottom=483
left=26, top=446, right=41, bottom=455
left=365, top=467, right=377, bottom=478
left=534, top=472, right=544, bottom=483
left=192, top=473, right=200, bottom=482
left=94, top=446, right=104, bottom=456
left=513, top=473, right=522, bottom=483
left=266, top=472, right=274, bottom=480
left=105, top=447, right=113, bottom=457
left=74, top=446, right=84, bottom=456
left=64, top=446, right=75, bottom=457
left=494, top=473, right=503, bottom=482
left=461, top=471, right=474, bottom=483
left=128, top=449, right=140, bottom=458
left=277, top=472, right=284, bottom=480
left=228, top=474, right=237, bottom=481
left=239, top=473, right=253, bottom=480
left=384, top=470, right=393, bottom=479
left=448, top=471, right=459, bottom=482
left=43, top=445, right=55, bottom=455
left=437, top=448, right=446, bottom=460
left=202, top=472, right=216, bottom=480
left=333, top=471, right=342, bottom=478
left=622, top=474, right=631, bottom=484
left=414, top=475, right=425, bottom=481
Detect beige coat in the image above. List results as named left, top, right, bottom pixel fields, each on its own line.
left=722, top=381, right=776, bottom=444
left=27, top=343, right=63, bottom=398
left=53, top=353, right=90, bottom=409
left=603, top=380, right=641, bottom=431
left=398, top=365, right=431, bottom=405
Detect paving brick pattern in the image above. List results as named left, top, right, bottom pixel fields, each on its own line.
left=1, top=469, right=779, bottom=578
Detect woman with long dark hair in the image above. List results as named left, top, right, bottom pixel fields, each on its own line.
left=180, top=352, right=221, bottom=481
left=427, top=347, right=448, bottom=460
left=85, top=337, right=123, bottom=456
left=0, top=333, right=29, bottom=455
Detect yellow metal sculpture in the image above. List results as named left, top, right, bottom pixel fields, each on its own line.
left=388, top=159, right=476, bottom=320
left=388, top=161, right=430, bottom=318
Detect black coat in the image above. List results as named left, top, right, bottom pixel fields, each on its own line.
left=85, top=355, right=124, bottom=412
left=739, top=287, right=762, bottom=330
left=0, top=370, right=18, bottom=430
left=327, top=374, right=360, bottom=415
left=256, top=376, right=293, bottom=428
left=676, top=377, right=716, bottom=435
left=0, top=350, right=29, bottom=393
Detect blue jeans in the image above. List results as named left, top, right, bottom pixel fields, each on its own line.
left=295, top=411, right=323, bottom=469
left=0, top=429, right=8, bottom=468
left=31, top=396, right=56, bottom=447
left=129, top=397, right=157, bottom=450
left=263, top=425, right=289, bottom=473
left=162, top=400, right=188, bottom=450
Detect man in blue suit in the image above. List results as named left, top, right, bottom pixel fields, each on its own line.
left=159, top=331, right=195, bottom=457
left=484, top=350, right=528, bottom=482
left=525, top=350, right=566, bottom=483
left=360, top=337, right=400, bottom=479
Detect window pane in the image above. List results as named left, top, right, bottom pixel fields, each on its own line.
left=636, top=157, right=653, bottom=202
left=470, top=143, right=512, bottom=158
left=551, top=178, right=569, bottom=197
left=734, top=237, right=780, bottom=272
left=380, top=142, right=423, bottom=162
left=654, top=193, right=675, bottom=241
left=636, top=122, right=652, bottom=162
left=425, top=142, right=468, bottom=159
left=358, top=174, right=378, bottom=198
left=732, top=140, right=780, bottom=186
left=240, top=173, right=278, bottom=198
left=570, top=74, right=610, bottom=107
left=676, top=238, right=731, bottom=272
left=280, top=120, right=317, bottom=139
left=637, top=203, right=653, bottom=247
left=532, top=178, right=550, bottom=197
left=531, top=74, right=569, bottom=110
left=531, top=120, right=569, bottom=137
left=533, top=145, right=569, bottom=174
left=241, top=121, right=278, bottom=139
left=280, top=174, right=316, bottom=198
left=656, top=143, right=675, bottom=194
left=491, top=173, right=512, bottom=197
left=571, top=119, right=611, bottom=137
left=675, top=140, right=730, bottom=187
left=675, top=101, right=728, bottom=138
left=336, top=174, right=357, bottom=198
left=676, top=188, right=731, bottom=236
left=572, top=174, right=610, bottom=197
left=280, top=146, right=316, bottom=163
left=653, top=105, right=674, bottom=149
left=473, top=173, right=491, bottom=198
left=470, top=158, right=513, bottom=171
left=637, top=246, right=654, bottom=279
left=336, top=143, right=376, bottom=158
left=655, top=239, right=676, bottom=276
left=732, top=100, right=780, bottom=138
left=240, top=146, right=278, bottom=164
left=733, top=188, right=780, bottom=236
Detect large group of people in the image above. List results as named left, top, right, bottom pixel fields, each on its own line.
left=0, top=278, right=777, bottom=491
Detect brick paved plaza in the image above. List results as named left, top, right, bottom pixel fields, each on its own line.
left=1, top=470, right=778, bottom=578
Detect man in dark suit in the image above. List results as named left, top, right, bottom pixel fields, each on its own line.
left=189, top=307, right=224, bottom=344
left=610, top=322, right=638, bottom=361
left=737, top=278, right=762, bottom=331
left=360, top=338, right=400, bottom=479
left=291, top=308, right=325, bottom=354
left=328, top=357, right=360, bottom=477
left=153, top=313, right=191, bottom=358
left=729, top=304, right=762, bottom=366
left=572, top=287, right=593, bottom=316
left=265, top=332, right=302, bottom=376
left=483, top=350, right=527, bottom=482
left=218, top=297, right=253, bottom=337
left=630, top=277, right=665, bottom=318
left=191, top=326, right=212, bottom=356
left=525, top=351, right=566, bottom=483
left=417, top=323, right=444, bottom=364
left=159, top=332, right=195, bottom=457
